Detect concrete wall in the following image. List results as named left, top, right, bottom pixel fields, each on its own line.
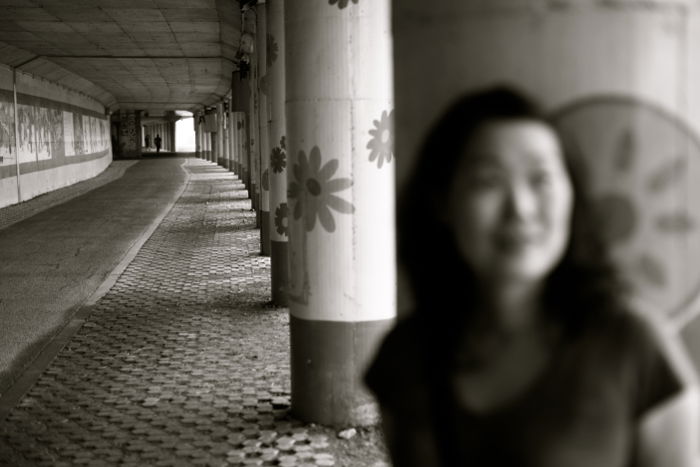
left=0, top=65, right=112, bottom=209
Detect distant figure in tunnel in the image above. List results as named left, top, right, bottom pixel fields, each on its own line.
left=154, top=134, right=162, bottom=153
left=145, top=134, right=150, bottom=149
left=365, top=87, right=698, bottom=466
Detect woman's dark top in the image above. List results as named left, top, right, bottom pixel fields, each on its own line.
left=365, top=309, right=684, bottom=467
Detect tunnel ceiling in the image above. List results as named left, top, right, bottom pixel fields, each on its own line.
left=0, top=0, right=242, bottom=113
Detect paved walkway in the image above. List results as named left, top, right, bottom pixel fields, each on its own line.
left=0, top=157, right=387, bottom=466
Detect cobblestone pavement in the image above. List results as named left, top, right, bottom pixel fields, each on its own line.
left=0, top=158, right=388, bottom=467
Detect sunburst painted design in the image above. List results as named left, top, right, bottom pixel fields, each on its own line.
left=329, top=0, right=358, bottom=8
left=587, top=128, right=696, bottom=287
left=553, top=96, right=700, bottom=323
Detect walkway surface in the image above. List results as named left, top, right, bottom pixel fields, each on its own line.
left=0, top=157, right=387, bottom=466
left=0, top=157, right=187, bottom=394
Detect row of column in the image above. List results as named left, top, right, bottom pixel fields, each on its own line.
left=193, top=0, right=394, bottom=427
left=199, top=0, right=700, bottom=427
left=142, top=121, right=175, bottom=152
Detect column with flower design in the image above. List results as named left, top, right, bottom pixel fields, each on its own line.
left=227, top=98, right=235, bottom=173
left=268, top=0, right=288, bottom=305
left=222, top=100, right=230, bottom=170
left=216, top=102, right=225, bottom=166
left=201, top=115, right=208, bottom=160
left=245, top=10, right=262, bottom=229
left=236, top=112, right=248, bottom=185
left=257, top=3, right=271, bottom=256
left=234, top=112, right=243, bottom=177
left=286, top=0, right=395, bottom=426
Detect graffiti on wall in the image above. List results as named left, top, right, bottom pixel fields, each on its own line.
left=64, top=113, right=109, bottom=157
left=119, top=111, right=138, bottom=153
left=0, top=94, right=15, bottom=165
left=0, top=95, right=110, bottom=167
left=17, top=104, right=63, bottom=163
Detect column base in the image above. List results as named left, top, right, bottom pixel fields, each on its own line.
left=271, top=240, right=288, bottom=306
left=290, top=315, right=395, bottom=427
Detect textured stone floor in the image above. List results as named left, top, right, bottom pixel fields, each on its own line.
left=0, top=158, right=388, bottom=467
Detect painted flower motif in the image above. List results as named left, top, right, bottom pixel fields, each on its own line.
left=271, top=145, right=286, bottom=173
left=367, top=109, right=394, bottom=168
left=267, top=33, right=279, bottom=68
left=275, top=203, right=289, bottom=236
left=260, top=73, right=271, bottom=96
left=262, top=168, right=270, bottom=191
left=287, top=146, right=354, bottom=233
left=329, top=0, right=358, bottom=8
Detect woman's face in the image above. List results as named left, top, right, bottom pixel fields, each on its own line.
left=446, top=119, right=573, bottom=285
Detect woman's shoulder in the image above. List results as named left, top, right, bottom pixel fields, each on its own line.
left=364, top=313, right=432, bottom=409
left=594, top=310, right=687, bottom=366
left=590, top=308, right=693, bottom=415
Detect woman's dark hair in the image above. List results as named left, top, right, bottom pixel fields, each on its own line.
left=398, top=86, right=628, bottom=339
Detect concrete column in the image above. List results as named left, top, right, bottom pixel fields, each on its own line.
left=207, top=110, right=215, bottom=162
left=118, top=110, right=142, bottom=158
left=170, top=121, right=176, bottom=152
left=232, top=113, right=241, bottom=182
left=208, top=131, right=214, bottom=162
left=201, top=118, right=206, bottom=159
left=228, top=100, right=236, bottom=174
left=223, top=101, right=231, bottom=170
left=234, top=112, right=248, bottom=185
left=248, top=12, right=262, bottom=227
left=268, top=0, right=288, bottom=305
left=258, top=3, right=271, bottom=256
left=217, top=102, right=225, bottom=166
left=195, top=115, right=202, bottom=158
left=286, top=0, right=395, bottom=426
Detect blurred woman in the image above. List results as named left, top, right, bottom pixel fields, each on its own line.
left=365, top=87, right=698, bottom=466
